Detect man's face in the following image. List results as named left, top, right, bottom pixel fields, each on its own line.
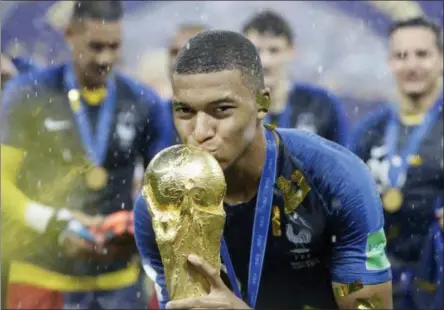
left=172, top=70, right=264, bottom=170
left=388, top=26, right=443, bottom=97
left=245, top=30, right=294, bottom=89
left=1, top=54, right=17, bottom=88
left=66, top=19, right=121, bottom=86
left=168, top=30, right=202, bottom=77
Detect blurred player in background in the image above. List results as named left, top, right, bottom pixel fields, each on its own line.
left=349, top=17, right=443, bottom=309
left=1, top=54, right=18, bottom=87
left=242, top=10, right=348, bottom=145
left=165, top=23, right=209, bottom=145
left=1, top=1, right=168, bottom=309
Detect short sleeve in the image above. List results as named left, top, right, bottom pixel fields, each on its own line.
left=329, top=156, right=392, bottom=285
left=1, top=76, right=35, bottom=149
left=133, top=193, right=170, bottom=308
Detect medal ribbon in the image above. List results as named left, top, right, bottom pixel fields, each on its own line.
left=220, top=127, right=278, bottom=308
left=385, top=94, right=443, bottom=187
left=63, top=64, right=117, bottom=166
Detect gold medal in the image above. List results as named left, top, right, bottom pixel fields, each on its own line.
left=382, top=188, right=403, bottom=213
left=86, top=166, right=108, bottom=190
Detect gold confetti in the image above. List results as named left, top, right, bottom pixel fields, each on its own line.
left=264, top=123, right=276, bottom=130
left=414, top=279, right=437, bottom=293
left=277, top=170, right=311, bottom=214
left=272, top=206, right=281, bottom=237
left=334, top=280, right=364, bottom=298
left=355, top=295, right=382, bottom=309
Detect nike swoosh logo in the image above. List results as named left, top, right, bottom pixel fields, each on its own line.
left=44, top=118, right=71, bottom=131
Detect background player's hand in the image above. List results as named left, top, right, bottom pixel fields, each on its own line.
left=166, top=254, right=251, bottom=310
left=437, top=208, right=443, bottom=230
left=90, top=210, right=134, bottom=244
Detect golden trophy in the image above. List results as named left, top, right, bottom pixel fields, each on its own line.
left=141, top=145, right=226, bottom=300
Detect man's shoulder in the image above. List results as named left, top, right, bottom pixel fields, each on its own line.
left=355, top=106, right=392, bottom=133
left=5, top=64, right=63, bottom=91
left=276, top=128, right=371, bottom=190
left=115, top=72, right=161, bottom=106
left=290, top=83, right=342, bottom=107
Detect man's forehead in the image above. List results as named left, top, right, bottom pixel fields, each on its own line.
left=83, top=19, right=121, bottom=35
left=390, top=27, right=436, bottom=47
left=172, top=70, right=251, bottom=102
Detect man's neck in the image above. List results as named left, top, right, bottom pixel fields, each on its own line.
left=224, top=126, right=267, bottom=205
left=399, top=83, right=442, bottom=116
left=268, top=79, right=291, bottom=114
left=73, top=65, right=105, bottom=91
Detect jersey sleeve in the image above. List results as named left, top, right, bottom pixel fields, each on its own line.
left=325, top=92, right=349, bottom=146
left=329, top=156, right=392, bottom=285
left=1, top=75, right=35, bottom=149
left=133, top=194, right=170, bottom=308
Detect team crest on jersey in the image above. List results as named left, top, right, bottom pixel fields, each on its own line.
left=277, top=170, right=313, bottom=257
left=296, top=113, right=317, bottom=133
left=116, top=111, right=136, bottom=149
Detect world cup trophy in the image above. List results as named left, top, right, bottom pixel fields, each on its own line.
left=141, top=145, right=226, bottom=300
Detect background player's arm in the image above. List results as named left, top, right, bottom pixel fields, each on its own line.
left=329, top=158, right=393, bottom=309
left=1, top=78, right=58, bottom=233
left=1, top=78, right=96, bottom=236
left=134, top=194, right=170, bottom=308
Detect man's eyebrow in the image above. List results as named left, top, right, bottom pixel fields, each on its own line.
left=207, top=97, right=237, bottom=105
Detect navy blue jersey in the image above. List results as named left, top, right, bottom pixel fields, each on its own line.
left=1, top=63, right=171, bottom=276
left=134, top=129, right=391, bottom=309
left=11, top=56, right=40, bottom=73
left=265, top=83, right=348, bottom=145
left=349, top=105, right=444, bottom=263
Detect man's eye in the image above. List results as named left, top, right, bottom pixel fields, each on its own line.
left=215, top=106, right=233, bottom=113
left=175, top=107, right=192, bottom=114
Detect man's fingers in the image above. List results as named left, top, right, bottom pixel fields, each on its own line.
left=166, top=297, right=230, bottom=309
left=188, top=254, right=225, bottom=288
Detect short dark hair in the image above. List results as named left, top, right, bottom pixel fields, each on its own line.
left=71, top=1, right=123, bottom=22
left=242, top=10, right=294, bottom=45
left=388, top=17, right=443, bottom=51
left=173, top=30, right=264, bottom=94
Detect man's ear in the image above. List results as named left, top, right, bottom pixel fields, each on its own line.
left=256, top=87, right=271, bottom=120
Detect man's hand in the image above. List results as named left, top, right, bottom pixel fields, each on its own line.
left=437, top=208, right=443, bottom=230
left=166, top=254, right=251, bottom=310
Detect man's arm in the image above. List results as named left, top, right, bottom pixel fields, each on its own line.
left=1, top=77, right=100, bottom=258
left=329, top=155, right=393, bottom=309
left=133, top=194, right=170, bottom=308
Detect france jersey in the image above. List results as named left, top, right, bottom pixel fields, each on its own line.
left=134, top=128, right=392, bottom=309
left=265, top=83, right=349, bottom=145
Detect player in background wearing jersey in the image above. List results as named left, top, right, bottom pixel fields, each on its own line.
left=349, top=17, right=443, bottom=309
left=241, top=10, right=348, bottom=145
left=1, top=1, right=169, bottom=308
left=164, top=23, right=209, bottom=145
left=134, top=30, right=392, bottom=310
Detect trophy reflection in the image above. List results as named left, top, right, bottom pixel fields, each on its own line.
left=142, top=145, right=226, bottom=300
